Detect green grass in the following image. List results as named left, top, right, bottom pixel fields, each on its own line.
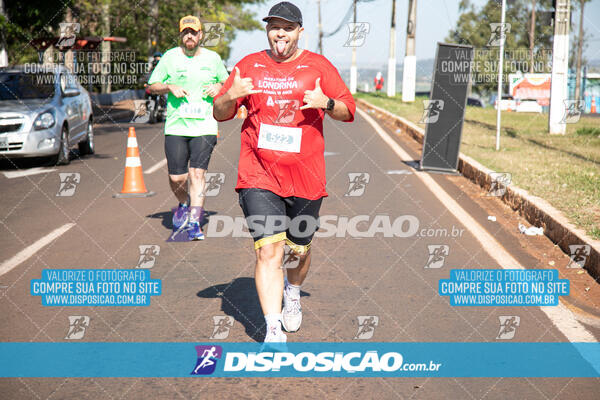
left=576, top=127, right=600, bottom=137
left=355, top=92, right=600, bottom=240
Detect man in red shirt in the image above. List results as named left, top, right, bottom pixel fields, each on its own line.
left=214, top=1, right=355, bottom=342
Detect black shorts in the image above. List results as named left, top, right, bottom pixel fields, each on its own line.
left=164, top=134, right=217, bottom=175
left=238, top=188, right=323, bottom=253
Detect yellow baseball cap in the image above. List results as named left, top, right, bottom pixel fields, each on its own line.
left=179, top=15, right=201, bottom=32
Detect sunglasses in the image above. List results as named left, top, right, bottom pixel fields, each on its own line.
left=181, top=29, right=200, bottom=36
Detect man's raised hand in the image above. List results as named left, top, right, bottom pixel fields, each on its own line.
left=300, top=78, right=328, bottom=110
left=229, top=67, right=262, bottom=99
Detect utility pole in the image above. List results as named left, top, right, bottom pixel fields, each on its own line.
left=402, top=0, right=417, bottom=102
left=387, top=0, right=397, bottom=97
left=317, top=0, right=323, bottom=55
left=548, top=0, right=571, bottom=134
left=350, top=0, right=357, bottom=94
left=495, top=0, right=506, bottom=151
left=529, top=0, right=536, bottom=73
left=574, top=0, right=585, bottom=100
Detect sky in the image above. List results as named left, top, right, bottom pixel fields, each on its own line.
left=227, top=0, right=600, bottom=69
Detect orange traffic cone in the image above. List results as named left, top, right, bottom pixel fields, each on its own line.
left=591, top=97, right=597, bottom=114
left=113, top=127, right=155, bottom=198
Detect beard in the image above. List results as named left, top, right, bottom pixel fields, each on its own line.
left=183, top=38, right=199, bottom=54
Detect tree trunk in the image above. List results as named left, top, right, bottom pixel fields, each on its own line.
left=64, top=7, right=75, bottom=73
left=101, top=1, right=111, bottom=93
left=0, top=0, right=9, bottom=67
left=149, top=0, right=159, bottom=55
left=529, top=0, right=536, bottom=73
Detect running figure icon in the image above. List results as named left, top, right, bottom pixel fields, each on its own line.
left=193, top=346, right=218, bottom=373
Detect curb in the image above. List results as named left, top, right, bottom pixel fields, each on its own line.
left=356, top=98, right=600, bottom=280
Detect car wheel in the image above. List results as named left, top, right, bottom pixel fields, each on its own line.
left=78, top=120, right=95, bottom=155
left=52, top=125, right=70, bottom=165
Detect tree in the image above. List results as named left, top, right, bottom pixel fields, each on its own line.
left=446, top=0, right=555, bottom=95
left=71, top=0, right=262, bottom=64
left=0, top=0, right=68, bottom=64
left=2, top=0, right=262, bottom=67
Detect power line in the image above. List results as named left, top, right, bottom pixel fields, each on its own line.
left=321, top=0, right=377, bottom=38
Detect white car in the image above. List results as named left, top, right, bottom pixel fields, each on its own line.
left=0, top=65, right=94, bottom=165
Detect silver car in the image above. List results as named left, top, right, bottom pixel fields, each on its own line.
left=0, top=65, right=94, bottom=165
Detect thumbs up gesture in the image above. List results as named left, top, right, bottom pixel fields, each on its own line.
left=300, top=78, right=328, bottom=110
left=229, top=67, right=262, bottom=100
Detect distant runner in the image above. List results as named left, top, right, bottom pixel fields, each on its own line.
left=148, top=15, right=228, bottom=240
left=214, top=2, right=355, bottom=342
left=374, top=71, right=384, bottom=92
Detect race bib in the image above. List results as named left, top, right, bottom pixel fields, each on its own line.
left=179, top=102, right=207, bottom=119
left=257, top=123, right=302, bottom=153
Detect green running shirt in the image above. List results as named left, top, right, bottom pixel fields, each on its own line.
left=148, top=47, right=228, bottom=136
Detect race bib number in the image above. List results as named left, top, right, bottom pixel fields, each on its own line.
left=179, top=102, right=206, bottom=119
left=257, top=123, right=302, bottom=153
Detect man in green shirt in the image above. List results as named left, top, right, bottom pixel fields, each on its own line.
left=148, top=15, right=229, bottom=240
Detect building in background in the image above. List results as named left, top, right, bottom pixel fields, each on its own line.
left=569, top=72, right=600, bottom=114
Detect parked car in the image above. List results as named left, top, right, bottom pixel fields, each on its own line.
left=467, top=96, right=486, bottom=107
left=0, top=65, right=94, bottom=165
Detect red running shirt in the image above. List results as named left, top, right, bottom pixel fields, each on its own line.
left=214, top=50, right=356, bottom=200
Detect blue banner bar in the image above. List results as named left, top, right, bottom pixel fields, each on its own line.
left=0, top=342, right=598, bottom=377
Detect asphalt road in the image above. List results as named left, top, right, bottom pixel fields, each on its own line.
left=1, top=110, right=599, bottom=399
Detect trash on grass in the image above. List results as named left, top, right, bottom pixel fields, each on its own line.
left=518, top=223, right=543, bottom=236
left=488, top=216, right=496, bottom=222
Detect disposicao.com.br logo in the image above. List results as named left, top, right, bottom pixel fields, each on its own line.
left=223, top=350, right=441, bottom=373
left=190, top=343, right=442, bottom=377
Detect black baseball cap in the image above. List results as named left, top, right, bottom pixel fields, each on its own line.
left=262, top=2, right=303, bottom=26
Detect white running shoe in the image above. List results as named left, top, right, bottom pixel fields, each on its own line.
left=282, top=288, right=302, bottom=332
left=264, top=325, right=287, bottom=343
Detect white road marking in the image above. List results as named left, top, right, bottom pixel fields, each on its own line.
left=357, top=106, right=597, bottom=343
left=3, top=168, right=57, bottom=179
left=144, top=158, right=167, bottom=174
left=387, top=170, right=413, bottom=175
left=324, top=151, right=339, bottom=156
left=0, top=223, right=75, bottom=276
